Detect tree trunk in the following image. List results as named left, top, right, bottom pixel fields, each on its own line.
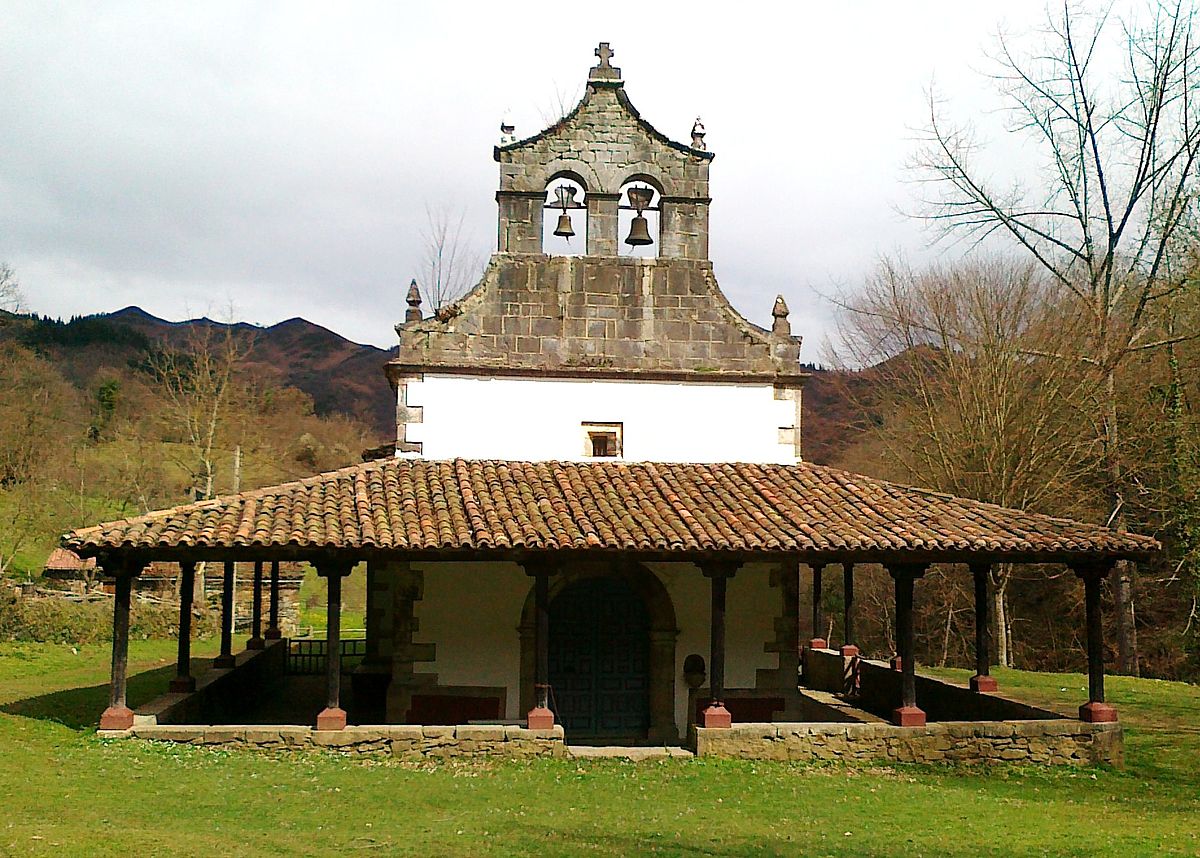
left=991, top=568, right=1011, bottom=669
left=1104, top=367, right=1139, bottom=675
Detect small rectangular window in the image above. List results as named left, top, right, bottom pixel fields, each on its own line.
left=582, top=422, right=623, bottom=458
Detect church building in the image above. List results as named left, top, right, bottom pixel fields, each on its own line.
left=64, top=44, right=1154, bottom=763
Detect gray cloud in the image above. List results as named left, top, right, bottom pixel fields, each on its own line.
left=0, top=1, right=1106, bottom=351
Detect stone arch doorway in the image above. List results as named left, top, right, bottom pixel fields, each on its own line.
left=519, top=563, right=678, bottom=744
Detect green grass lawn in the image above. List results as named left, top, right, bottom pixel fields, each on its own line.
left=1, top=644, right=1198, bottom=857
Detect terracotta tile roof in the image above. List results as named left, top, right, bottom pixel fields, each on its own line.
left=43, top=547, right=96, bottom=572
left=61, top=459, right=1158, bottom=561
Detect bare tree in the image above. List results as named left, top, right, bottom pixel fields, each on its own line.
left=418, top=203, right=485, bottom=313
left=147, top=321, right=248, bottom=502
left=538, top=82, right=582, bottom=128
left=0, top=263, right=24, bottom=313
left=912, top=1, right=1200, bottom=673
left=831, top=257, right=1097, bottom=666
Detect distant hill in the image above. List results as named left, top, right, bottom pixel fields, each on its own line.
left=1, top=307, right=870, bottom=463
left=1, top=307, right=399, bottom=439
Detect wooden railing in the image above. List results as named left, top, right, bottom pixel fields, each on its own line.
left=286, top=638, right=367, bottom=675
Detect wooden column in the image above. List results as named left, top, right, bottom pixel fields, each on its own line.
left=247, top=560, right=265, bottom=649
left=316, top=559, right=354, bottom=730
left=809, top=562, right=827, bottom=649
left=889, top=563, right=927, bottom=726
left=213, top=561, right=237, bottom=668
left=265, top=560, right=282, bottom=640
left=701, top=561, right=740, bottom=728
left=169, top=561, right=197, bottom=693
left=1076, top=563, right=1118, bottom=723
left=99, top=556, right=143, bottom=730
left=522, top=560, right=557, bottom=730
left=840, top=562, right=858, bottom=657
left=969, top=562, right=998, bottom=692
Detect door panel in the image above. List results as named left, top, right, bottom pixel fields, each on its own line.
left=548, top=576, right=650, bottom=740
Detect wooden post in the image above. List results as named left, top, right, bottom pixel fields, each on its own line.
left=889, top=563, right=927, bottom=726
left=970, top=562, right=999, bottom=692
left=840, top=562, right=858, bottom=657
left=170, top=561, right=197, bottom=693
left=265, top=560, right=282, bottom=640
left=522, top=560, right=556, bottom=730
left=247, top=560, right=265, bottom=649
left=99, top=557, right=142, bottom=730
left=809, top=562, right=827, bottom=649
left=701, top=561, right=740, bottom=728
left=316, top=559, right=354, bottom=730
left=1076, top=564, right=1118, bottom=723
left=213, top=561, right=236, bottom=668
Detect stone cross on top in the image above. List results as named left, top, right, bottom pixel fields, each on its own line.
left=589, top=41, right=621, bottom=82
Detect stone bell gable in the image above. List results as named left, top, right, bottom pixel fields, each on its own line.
left=494, top=42, right=713, bottom=259
left=392, top=42, right=802, bottom=381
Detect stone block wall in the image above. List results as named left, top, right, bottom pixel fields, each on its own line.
left=694, top=721, right=1123, bottom=767
left=126, top=723, right=567, bottom=759
left=395, top=255, right=800, bottom=376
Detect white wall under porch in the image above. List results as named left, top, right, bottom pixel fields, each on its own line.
left=393, top=560, right=785, bottom=740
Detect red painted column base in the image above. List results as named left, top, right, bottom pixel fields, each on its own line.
left=246, top=637, right=265, bottom=651
left=99, top=705, right=135, bottom=730
left=168, top=676, right=196, bottom=693
left=891, top=705, right=926, bottom=727
left=702, top=704, right=732, bottom=728
left=969, top=674, right=999, bottom=693
left=808, top=638, right=828, bottom=650
left=1079, top=701, right=1118, bottom=723
left=840, top=644, right=859, bottom=657
left=527, top=706, right=555, bottom=730
left=264, top=629, right=282, bottom=640
left=213, top=654, right=237, bottom=669
left=889, top=655, right=903, bottom=671
left=316, top=707, right=348, bottom=731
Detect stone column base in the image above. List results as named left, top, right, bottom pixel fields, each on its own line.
left=1079, top=701, right=1118, bottom=723
left=168, top=676, right=196, bottom=693
left=265, top=628, right=282, bottom=640
left=702, top=704, right=732, bottom=728
left=808, top=638, right=827, bottom=650
left=213, top=654, right=236, bottom=669
left=839, top=644, right=859, bottom=657
left=316, top=707, right=348, bottom=731
left=99, top=705, right=135, bottom=730
left=891, top=705, right=926, bottom=727
left=889, top=655, right=903, bottom=671
left=527, top=707, right=555, bottom=730
left=246, top=637, right=265, bottom=651
left=970, top=674, right=999, bottom=693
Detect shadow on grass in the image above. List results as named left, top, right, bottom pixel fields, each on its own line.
left=0, top=662, right=176, bottom=731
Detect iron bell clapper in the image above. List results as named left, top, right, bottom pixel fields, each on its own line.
left=553, top=184, right=577, bottom=240
left=624, top=185, right=655, bottom=246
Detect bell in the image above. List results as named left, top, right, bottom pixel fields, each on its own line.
left=553, top=211, right=575, bottom=239
left=625, top=212, right=653, bottom=246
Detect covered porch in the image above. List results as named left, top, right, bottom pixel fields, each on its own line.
left=64, top=458, right=1156, bottom=763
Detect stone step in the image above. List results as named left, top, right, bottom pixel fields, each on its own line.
left=567, top=745, right=694, bottom=760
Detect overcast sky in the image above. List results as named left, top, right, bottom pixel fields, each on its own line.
left=0, top=2, right=1138, bottom=355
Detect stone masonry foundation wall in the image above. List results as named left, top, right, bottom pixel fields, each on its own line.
left=694, top=721, right=1123, bottom=767
left=125, top=724, right=567, bottom=759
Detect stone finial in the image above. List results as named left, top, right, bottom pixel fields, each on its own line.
left=405, top=279, right=423, bottom=323
left=499, top=112, right=516, bottom=146
left=589, top=41, right=621, bottom=82
left=691, top=117, right=707, bottom=151
left=771, top=295, right=791, bottom=336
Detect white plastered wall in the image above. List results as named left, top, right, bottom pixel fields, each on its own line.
left=401, top=375, right=799, bottom=463
left=411, top=560, right=780, bottom=735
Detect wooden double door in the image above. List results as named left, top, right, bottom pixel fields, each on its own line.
left=548, top=576, right=650, bottom=742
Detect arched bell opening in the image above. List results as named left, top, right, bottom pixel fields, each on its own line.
left=618, top=177, right=661, bottom=258
left=541, top=175, right=588, bottom=256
